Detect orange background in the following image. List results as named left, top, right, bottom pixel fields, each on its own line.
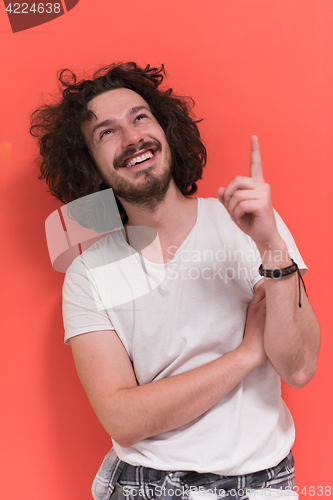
left=0, top=1, right=332, bottom=498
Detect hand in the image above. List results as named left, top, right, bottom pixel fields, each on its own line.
left=218, top=136, right=281, bottom=252
left=240, top=283, right=268, bottom=367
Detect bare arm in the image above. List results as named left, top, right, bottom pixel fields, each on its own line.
left=255, top=246, right=320, bottom=388
left=70, top=286, right=267, bottom=448
left=218, top=136, right=321, bottom=389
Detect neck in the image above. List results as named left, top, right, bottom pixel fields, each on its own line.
left=118, top=180, right=196, bottom=235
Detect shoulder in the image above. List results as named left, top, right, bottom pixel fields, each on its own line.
left=63, top=229, right=130, bottom=304
left=65, top=229, right=127, bottom=277
left=198, top=197, right=231, bottom=221
left=197, top=197, right=246, bottom=235
left=198, top=196, right=224, bottom=210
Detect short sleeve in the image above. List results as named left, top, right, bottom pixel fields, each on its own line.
left=62, top=258, right=115, bottom=345
left=251, top=209, right=308, bottom=289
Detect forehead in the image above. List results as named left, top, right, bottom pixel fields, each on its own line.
left=86, top=88, right=150, bottom=119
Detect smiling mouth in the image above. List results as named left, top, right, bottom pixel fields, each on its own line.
left=121, top=149, right=155, bottom=169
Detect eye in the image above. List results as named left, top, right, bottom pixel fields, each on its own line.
left=100, top=129, right=113, bottom=139
left=135, top=113, right=148, bottom=122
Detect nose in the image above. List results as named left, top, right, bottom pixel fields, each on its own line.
left=121, top=125, right=144, bottom=150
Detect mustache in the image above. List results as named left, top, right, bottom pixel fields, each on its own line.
left=114, top=140, right=162, bottom=169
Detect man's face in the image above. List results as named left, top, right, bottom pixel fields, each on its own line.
left=81, top=88, right=173, bottom=209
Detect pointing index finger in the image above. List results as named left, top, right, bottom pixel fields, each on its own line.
left=250, top=135, right=264, bottom=181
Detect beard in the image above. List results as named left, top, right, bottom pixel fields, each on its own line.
left=111, top=166, right=172, bottom=211
left=108, top=142, right=173, bottom=211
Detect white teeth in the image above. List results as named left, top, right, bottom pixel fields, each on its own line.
left=124, top=151, right=153, bottom=168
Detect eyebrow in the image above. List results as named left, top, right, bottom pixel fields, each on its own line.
left=91, top=105, right=152, bottom=140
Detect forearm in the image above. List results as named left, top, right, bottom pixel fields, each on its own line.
left=98, top=347, right=257, bottom=447
left=260, top=239, right=321, bottom=388
left=217, top=135, right=320, bottom=388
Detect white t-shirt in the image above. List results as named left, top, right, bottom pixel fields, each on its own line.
left=63, top=197, right=306, bottom=475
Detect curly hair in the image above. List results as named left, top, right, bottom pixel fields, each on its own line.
left=30, top=62, right=207, bottom=222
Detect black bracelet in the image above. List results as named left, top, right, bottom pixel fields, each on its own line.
left=258, top=259, right=308, bottom=307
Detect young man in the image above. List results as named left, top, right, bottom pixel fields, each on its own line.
left=31, top=63, right=320, bottom=500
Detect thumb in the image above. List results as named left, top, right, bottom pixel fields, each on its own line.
left=217, top=187, right=226, bottom=205
left=251, top=282, right=266, bottom=304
